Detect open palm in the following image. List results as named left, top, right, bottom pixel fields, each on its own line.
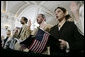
left=28, top=19, right=31, bottom=28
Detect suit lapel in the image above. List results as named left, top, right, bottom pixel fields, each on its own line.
left=58, top=21, right=67, bottom=32
left=54, top=25, right=59, bottom=36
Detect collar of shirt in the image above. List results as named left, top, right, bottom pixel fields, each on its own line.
left=39, top=22, right=47, bottom=30
left=58, top=19, right=66, bottom=30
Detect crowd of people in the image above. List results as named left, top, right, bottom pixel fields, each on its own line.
left=1, top=1, right=84, bottom=56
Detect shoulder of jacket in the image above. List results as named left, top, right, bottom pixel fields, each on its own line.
left=46, top=24, right=53, bottom=28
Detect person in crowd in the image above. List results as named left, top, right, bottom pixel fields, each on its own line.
left=20, top=14, right=52, bottom=55
left=8, top=27, right=21, bottom=50
left=14, top=17, right=31, bottom=51
left=2, top=30, right=12, bottom=49
left=49, top=7, right=84, bottom=56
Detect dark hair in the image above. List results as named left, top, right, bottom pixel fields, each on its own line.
left=22, top=17, right=28, bottom=23
left=39, top=14, right=45, bottom=18
left=65, top=14, right=72, bottom=20
left=54, top=7, right=67, bottom=14
left=54, top=7, right=71, bottom=20
left=39, top=14, right=46, bottom=21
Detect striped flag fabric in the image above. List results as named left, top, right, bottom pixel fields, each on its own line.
left=29, top=28, right=50, bottom=53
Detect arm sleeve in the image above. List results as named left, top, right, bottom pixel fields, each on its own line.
left=69, top=22, right=84, bottom=51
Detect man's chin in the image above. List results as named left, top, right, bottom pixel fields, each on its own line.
left=21, top=23, right=24, bottom=24
left=57, top=18, right=60, bottom=21
left=58, top=19, right=62, bottom=22
left=37, top=23, right=40, bottom=24
left=37, top=22, right=41, bottom=24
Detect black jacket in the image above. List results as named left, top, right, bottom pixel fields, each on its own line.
left=49, top=21, right=84, bottom=55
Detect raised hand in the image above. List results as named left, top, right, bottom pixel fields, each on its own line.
left=28, top=19, right=31, bottom=28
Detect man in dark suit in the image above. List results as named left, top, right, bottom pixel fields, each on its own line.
left=49, top=7, right=84, bottom=56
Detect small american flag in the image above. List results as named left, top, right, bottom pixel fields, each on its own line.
left=29, top=28, right=50, bottom=53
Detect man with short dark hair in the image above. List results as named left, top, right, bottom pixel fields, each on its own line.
left=19, top=17, right=31, bottom=41
left=15, top=17, right=31, bottom=51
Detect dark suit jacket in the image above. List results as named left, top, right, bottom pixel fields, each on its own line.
left=49, top=21, right=84, bottom=55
